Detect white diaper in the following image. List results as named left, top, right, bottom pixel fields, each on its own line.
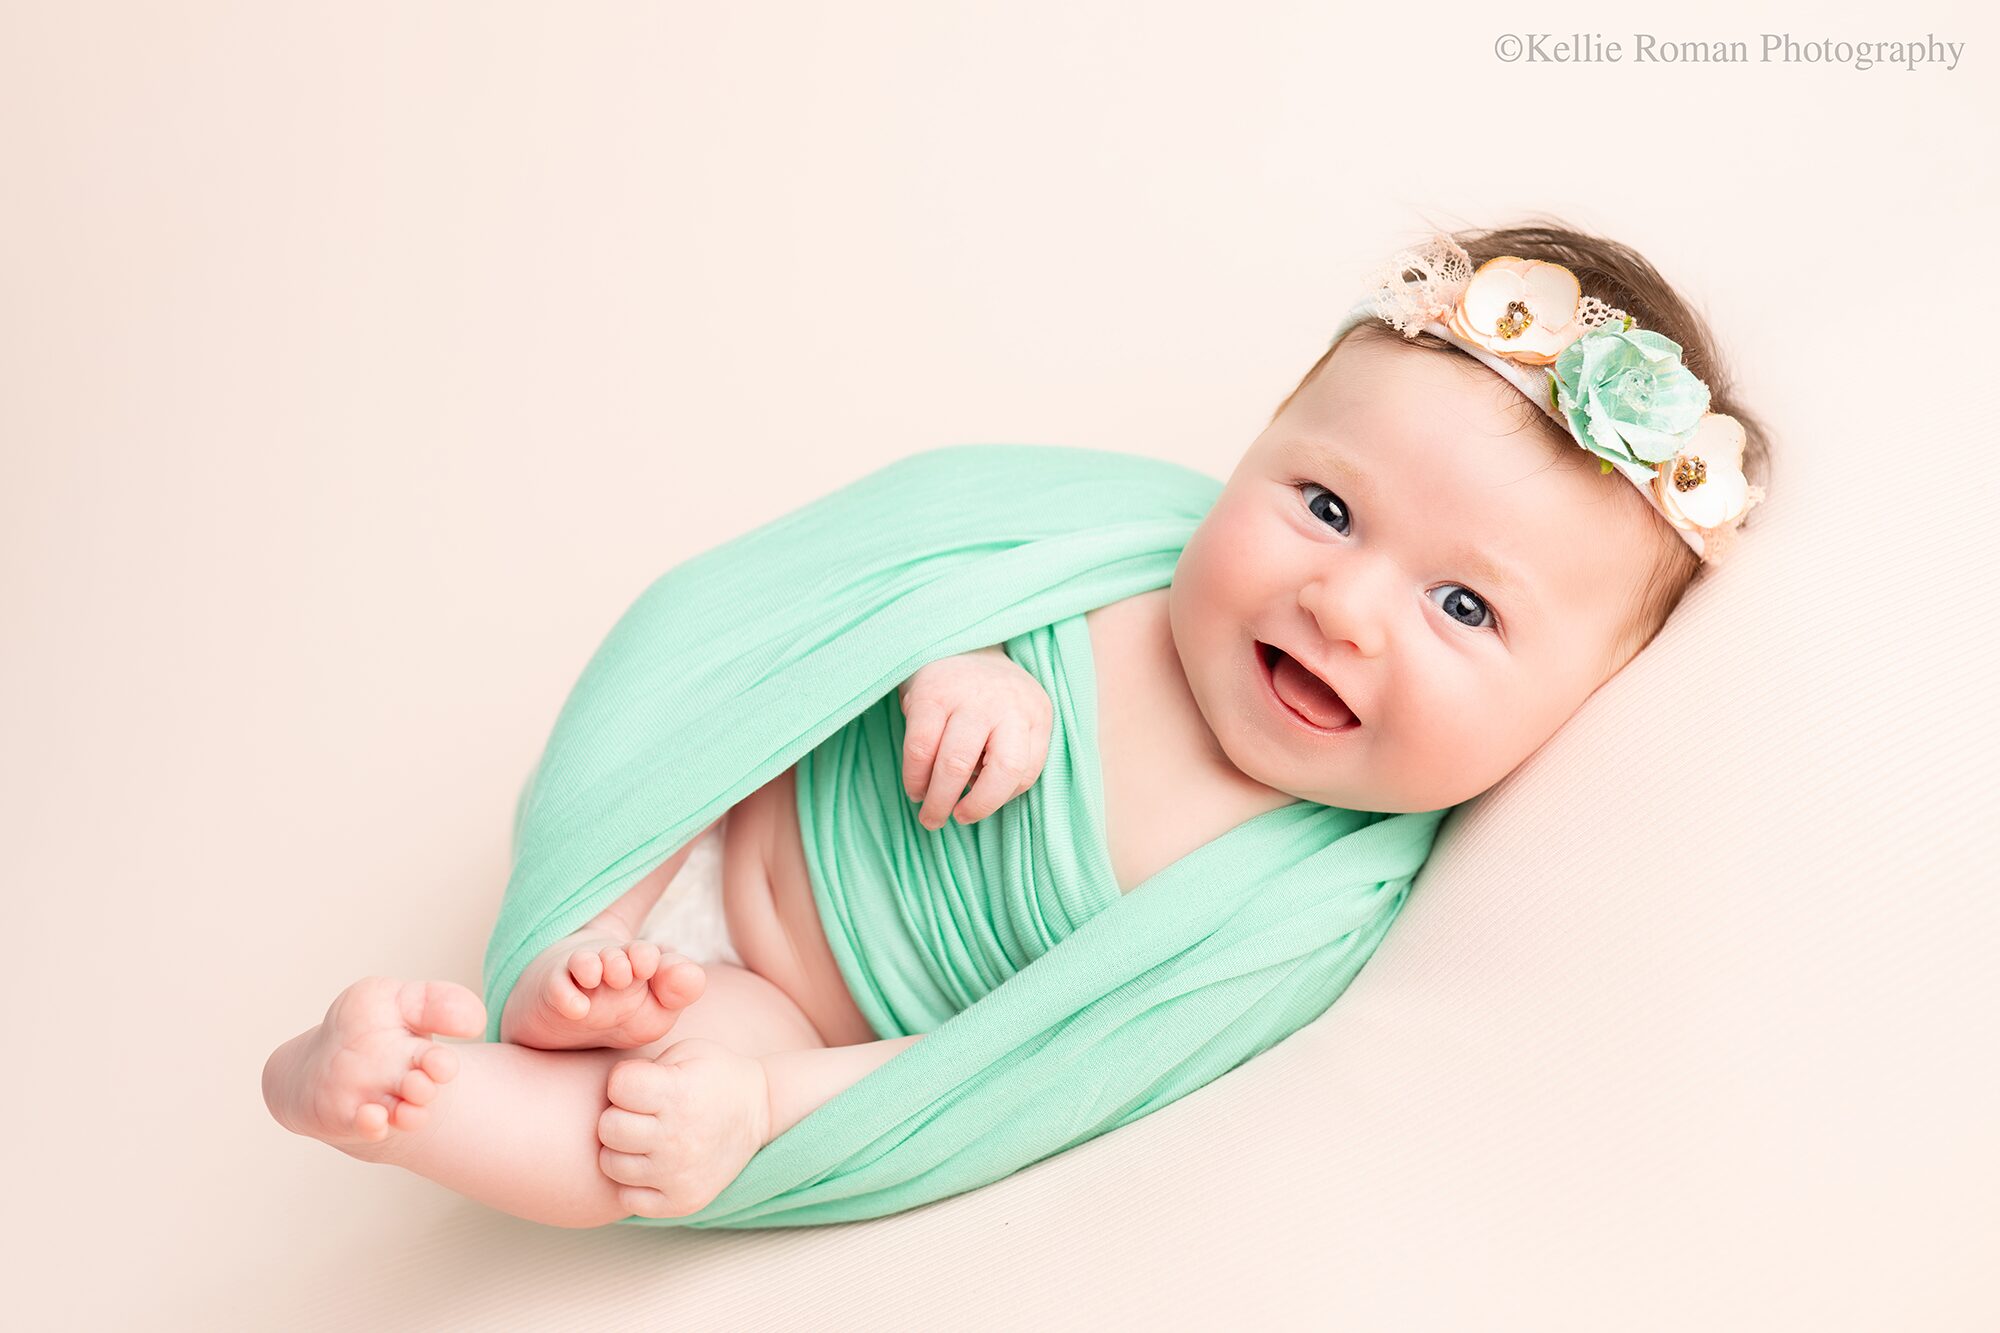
left=636, top=817, right=744, bottom=968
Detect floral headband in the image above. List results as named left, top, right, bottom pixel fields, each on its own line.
left=1330, top=232, right=1764, bottom=563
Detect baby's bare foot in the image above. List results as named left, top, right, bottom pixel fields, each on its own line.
left=595, top=1037, right=772, bottom=1219
left=499, top=933, right=707, bottom=1051
left=262, top=977, right=486, bottom=1148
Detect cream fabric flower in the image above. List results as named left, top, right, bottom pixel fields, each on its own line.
left=1654, top=412, right=1758, bottom=535
left=1445, top=256, right=1587, bottom=365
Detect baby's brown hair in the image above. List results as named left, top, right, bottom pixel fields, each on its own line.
left=1272, top=218, right=1774, bottom=678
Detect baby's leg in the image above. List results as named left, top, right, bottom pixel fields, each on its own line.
left=265, top=965, right=828, bottom=1229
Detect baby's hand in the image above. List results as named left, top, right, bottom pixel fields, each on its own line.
left=898, top=645, right=1053, bottom=830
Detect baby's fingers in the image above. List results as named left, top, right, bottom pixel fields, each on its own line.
left=951, top=716, right=1034, bottom=825
left=901, top=696, right=949, bottom=804
left=917, top=710, right=990, bottom=830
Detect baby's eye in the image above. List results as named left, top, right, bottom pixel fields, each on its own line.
left=1298, top=482, right=1501, bottom=634
left=1298, top=482, right=1351, bottom=535
left=1428, top=584, right=1496, bottom=631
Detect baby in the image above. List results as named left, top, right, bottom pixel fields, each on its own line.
left=262, top=221, right=1770, bottom=1228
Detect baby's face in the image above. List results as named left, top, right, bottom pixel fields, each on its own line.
left=1169, top=329, right=1663, bottom=813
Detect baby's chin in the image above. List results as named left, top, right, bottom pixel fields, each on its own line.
left=1215, top=733, right=1382, bottom=813
left=1238, top=747, right=1483, bottom=816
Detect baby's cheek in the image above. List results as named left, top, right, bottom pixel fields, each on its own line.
left=1376, top=700, right=1505, bottom=811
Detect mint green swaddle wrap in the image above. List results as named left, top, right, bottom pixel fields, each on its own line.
left=480, top=443, right=1450, bottom=1229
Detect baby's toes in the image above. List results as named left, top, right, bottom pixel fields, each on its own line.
left=598, top=946, right=635, bottom=991
left=397, top=1064, right=440, bottom=1108
left=567, top=948, right=605, bottom=991
left=597, top=1145, right=655, bottom=1190
left=597, top=1105, right=661, bottom=1155
left=417, top=1040, right=459, bottom=1087
left=389, top=1097, right=433, bottom=1133
left=614, top=1185, right=676, bottom=1220
left=605, top=1056, right=672, bottom=1115
left=648, top=956, right=706, bottom=1009
left=351, top=1100, right=392, bottom=1142
left=624, top=941, right=662, bottom=981
left=393, top=979, right=486, bottom=1041
left=543, top=963, right=591, bottom=1019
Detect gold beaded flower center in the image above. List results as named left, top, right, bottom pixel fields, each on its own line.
left=1672, top=454, right=1708, bottom=492
left=1494, top=299, right=1535, bottom=340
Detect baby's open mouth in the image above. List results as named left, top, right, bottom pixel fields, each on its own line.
left=1257, top=641, right=1360, bottom=732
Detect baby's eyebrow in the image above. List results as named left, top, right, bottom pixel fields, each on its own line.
left=1284, top=434, right=1539, bottom=612
left=1450, top=547, right=1537, bottom=611
left=1284, top=435, right=1376, bottom=503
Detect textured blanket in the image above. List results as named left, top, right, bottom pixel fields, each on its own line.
left=481, top=444, right=1449, bottom=1228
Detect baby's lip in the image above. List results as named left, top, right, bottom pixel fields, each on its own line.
left=1257, top=640, right=1363, bottom=728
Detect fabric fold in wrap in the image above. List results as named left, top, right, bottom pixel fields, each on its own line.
left=796, top=612, right=1120, bottom=1038
left=480, top=443, right=1451, bottom=1228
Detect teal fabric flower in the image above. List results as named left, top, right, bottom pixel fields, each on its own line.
left=1548, top=323, right=1710, bottom=470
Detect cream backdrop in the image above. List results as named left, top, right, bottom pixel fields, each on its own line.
left=4, top=2, right=1995, bottom=1329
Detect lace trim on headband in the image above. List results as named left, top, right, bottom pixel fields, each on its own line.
left=1360, top=234, right=1475, bottom=335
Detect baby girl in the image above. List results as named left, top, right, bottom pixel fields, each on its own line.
left=262, top=221, right=1769, bottom=1228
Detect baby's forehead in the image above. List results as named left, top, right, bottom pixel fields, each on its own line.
left=1272, top=413, right=1567, bottom=506
left=1332, top=334, right=1531, bottom=425
left=1262, top=428, right=1650, bottom=621
left=1286, top=335, right=1668, bottom=629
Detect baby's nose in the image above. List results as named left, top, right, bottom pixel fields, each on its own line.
left=1299, top=571, right=1390, bottom=659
